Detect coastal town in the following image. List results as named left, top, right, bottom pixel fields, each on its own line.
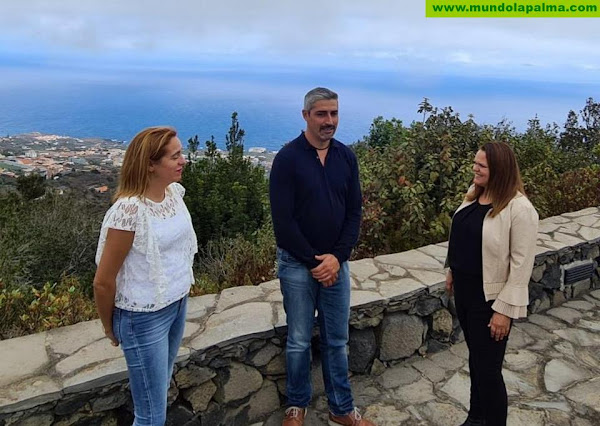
left=0, top=132, right=276, bottom=193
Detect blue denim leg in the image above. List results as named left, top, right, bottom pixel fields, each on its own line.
left=167, top=297, right=187, bottom=380
left=278, top=249, right=354, bottom=415
left=113, top=297, right=187, bottom=426
left=278, top=248, right=318, bottom=408
left=317, top=261, right=354, bottom=416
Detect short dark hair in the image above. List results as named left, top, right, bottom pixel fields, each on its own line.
left=304, top=87, right=338, bottom=111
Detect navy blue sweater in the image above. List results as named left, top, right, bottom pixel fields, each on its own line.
left=269, top=132, right=362, bottom=269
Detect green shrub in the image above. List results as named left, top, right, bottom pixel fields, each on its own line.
left=0, top=191, right=104, bottom=292
left=0, top=276, right=96, bottom=340
left=191, top=222, right=276, bottom=295
left=354, top=99, right=600, bottom=256
left=529, top=166, right=600, bottom=218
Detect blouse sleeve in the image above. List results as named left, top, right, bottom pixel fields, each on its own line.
left=103, top=198, right=140, bottom=232
left=169, top=182, right=186, bottom=198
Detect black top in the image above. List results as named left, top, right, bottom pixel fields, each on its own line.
left=448, top=200, right=493, bottom=276
left=269, top=132, right=362, bottom=269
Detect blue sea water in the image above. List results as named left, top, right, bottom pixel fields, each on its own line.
left=0, top=66, right=597, bottom=150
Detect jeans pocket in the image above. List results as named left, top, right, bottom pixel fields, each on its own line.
left=277, top=248, right=298, bottom=264
left=112, top=309, right=121, bottom=344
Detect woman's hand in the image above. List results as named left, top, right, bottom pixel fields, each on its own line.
left=488, top=312, right=511, bottom=341
left=445, top=270, right=453, bottom=295
left=104, top=328, right=119, bottom=347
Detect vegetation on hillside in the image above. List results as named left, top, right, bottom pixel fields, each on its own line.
left=1, top=99, right=599, bottom=339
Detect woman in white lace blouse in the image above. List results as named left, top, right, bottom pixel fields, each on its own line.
left=94, top=126, right=197, bottom=426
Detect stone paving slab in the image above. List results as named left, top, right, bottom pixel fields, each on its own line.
left=0, top=332, right=49, bottom=388
left=378, top=263, right=408, bottom=278
left=186, top=294, right=217, bottom=320
left=544, top=359, right=592, bottom=392
left=62, top=357, right=128, bottom=394
left=54, top=338, right=123, bottom=376
left=350, top=290, right=385, bottom=308
left=46, top=320, right=105, bottom=356
left=562, top=300, right=595, bottom=311
left=553, top=328, right=600, bottom=347
left=546, top=307, right=583, bottom=324
left=416, top=244, right=448, bottom=260
left=349, top=258, right=381, bottom=281
left=189, top=302, right=275, bottom=352
left=215, top=285, right=265, bottom=313
left=407, top=270, right=446, bottom=293
left=562, top=207, right=599, bottom=217
left=579, top=226, right=600, bottom=241
left=0, top=376, right=61, bottom=414
left=375, top=250, right=443, bottom=271
left=259, top=279, right=281, bottom=292
left=504, top=350, right=541, bottom=371
left=378, top=279, right=426, bottom=301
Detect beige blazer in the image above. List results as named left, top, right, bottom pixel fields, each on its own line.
left=452, top=190, right=539, bottom=319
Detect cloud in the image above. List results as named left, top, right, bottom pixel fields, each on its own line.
left=0, top=0, right=599, bottom=82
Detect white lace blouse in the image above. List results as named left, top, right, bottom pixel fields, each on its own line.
left=95, top=183, right=198, bottom=312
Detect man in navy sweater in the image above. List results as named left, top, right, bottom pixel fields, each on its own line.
left=270, top=87, right=373, bottom=426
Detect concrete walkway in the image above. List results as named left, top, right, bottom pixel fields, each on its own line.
left=258, top=290, right=600, bottom=426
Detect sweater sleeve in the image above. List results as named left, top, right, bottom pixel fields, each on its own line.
left=492, top=198, right=539, bottom=319
left=331, top=151, right=362, bottom=263
left=269, top=151, right=320, bottom=269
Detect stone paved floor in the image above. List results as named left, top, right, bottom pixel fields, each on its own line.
left=256, top=290, right=600, bottom=426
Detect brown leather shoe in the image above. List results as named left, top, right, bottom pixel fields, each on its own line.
left=282, top=406, right=307, bottom=426
left=328, top=408, right=375, bottom=426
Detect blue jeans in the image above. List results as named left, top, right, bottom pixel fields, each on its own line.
left=277, top=248, right=354, bottom=416
left=113, top=296, right=187, bottom=426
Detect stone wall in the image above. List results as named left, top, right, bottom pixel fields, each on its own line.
left=1, top=207, right=599, bottom=426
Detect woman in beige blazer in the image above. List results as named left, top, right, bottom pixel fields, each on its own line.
left=445, top=142, right=539, bottom=426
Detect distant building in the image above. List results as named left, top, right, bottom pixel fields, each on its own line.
left=248, top=147, right=267, bottom=154
left=69, top=157, right=89, bottom=165
left=0, top=160, right=33, bottom=173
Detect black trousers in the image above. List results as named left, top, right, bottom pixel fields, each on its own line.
left=453, top=270, right=510, bottom=426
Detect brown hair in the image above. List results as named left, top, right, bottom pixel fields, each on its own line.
left=113, top=126, right=177, bottom=202
left=465, top=142, right=525, bottom=217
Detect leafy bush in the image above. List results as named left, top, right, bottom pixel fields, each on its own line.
left=0, top=276, right=96, bottom=339
left=0, top=191, right=105, bottom=293
left=529, top=166, right=600, bottom=218
left=182, top=113, right=268, bottom=247
left=354, top=98, right=600, bottom=257
left=191, top=221, right=276, bottom=295
left=354, top=101, right=481, bottom=257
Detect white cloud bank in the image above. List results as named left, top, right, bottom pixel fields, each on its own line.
left=1, top=0, right=599, bottom=82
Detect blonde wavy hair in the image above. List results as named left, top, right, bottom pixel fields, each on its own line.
left=113, top=126, right=177, bottom=202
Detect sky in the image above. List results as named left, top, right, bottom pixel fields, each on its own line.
left=1, top=1, right=599, bottom=78
left=0, top=0, right=599, bottom=141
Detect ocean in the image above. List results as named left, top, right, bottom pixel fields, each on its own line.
left=0, top=66, right=597, bottom=151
